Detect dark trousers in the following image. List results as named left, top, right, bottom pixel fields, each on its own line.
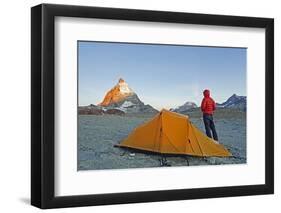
left=203, top=114, right=218, bottom=141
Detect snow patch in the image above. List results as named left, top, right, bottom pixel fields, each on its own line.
left=121, top=101, right=135, bottom=108
left=119, top=82, right=133, bottom=94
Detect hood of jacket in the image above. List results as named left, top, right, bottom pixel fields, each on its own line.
left=203, top=89, right=210, bottom=98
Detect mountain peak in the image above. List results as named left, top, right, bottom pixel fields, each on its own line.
left=98, top=78, right=134, bottom=106
left=171, top=101, right=197, bottom=113
left=118, top=78, right=125, bottom=83
left=217, top=94, right=246, bottom=111
left=227, top=94, right=245, bottom=101
left=96, top=78, right=158, bottom=114
left=229, top=93, right=239, bottom=99
left=117, top=78, right=133, bottom=95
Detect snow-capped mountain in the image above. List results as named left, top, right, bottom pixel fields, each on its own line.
left=97, top=78, right=158, bottom=114
left=170, top=94, right=246, bottom=114
left=99, top=78, right=134, bottom=106
left=217, top=94, right=246, bottom=111
left=170, top=101, right=198, bottom=113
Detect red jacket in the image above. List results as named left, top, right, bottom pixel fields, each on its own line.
left=201, top=90, right=216, bottom=115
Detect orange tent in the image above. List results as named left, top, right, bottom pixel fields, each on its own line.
left=116, top=109, right=231, bottom=157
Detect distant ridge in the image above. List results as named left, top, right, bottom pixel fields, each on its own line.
left=170, top=101, right=197, bottom=113
left=170, top=94, right=246, bottom=114
left=79, top=81, right=246, bottom=115
left=217, top=94, right=246, bottom=111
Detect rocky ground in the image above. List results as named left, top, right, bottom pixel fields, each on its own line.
left=78, top=108, right=246, bottom=170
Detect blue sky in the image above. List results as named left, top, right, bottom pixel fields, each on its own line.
left=78, top=41, right=246, bottom=110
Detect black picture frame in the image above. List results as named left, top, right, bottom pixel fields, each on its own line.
left=31, top=3, right=274, bottom=209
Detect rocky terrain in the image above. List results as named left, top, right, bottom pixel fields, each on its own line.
left=78, top=108, right=246, bottom=170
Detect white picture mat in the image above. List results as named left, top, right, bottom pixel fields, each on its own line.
left=54, top=17, right=265, bottom=196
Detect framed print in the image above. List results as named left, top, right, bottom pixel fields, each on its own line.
left=31, top=4, right=274, bottom=209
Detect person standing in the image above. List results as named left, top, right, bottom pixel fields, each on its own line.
left=200, top=89, right=218, bottom=141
